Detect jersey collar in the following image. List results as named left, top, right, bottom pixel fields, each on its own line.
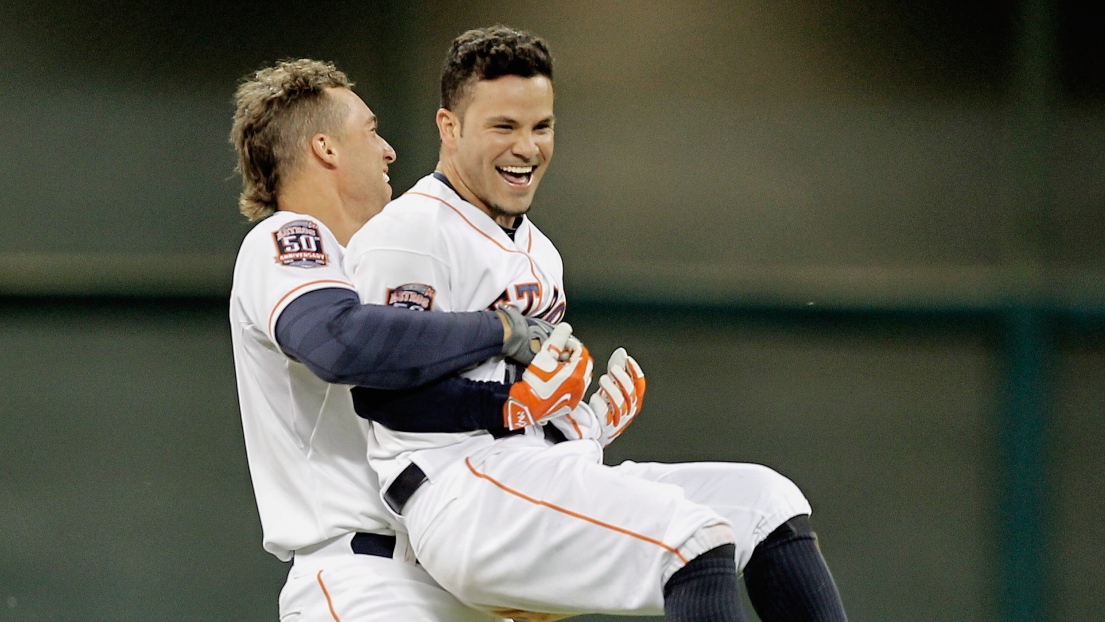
left=430, top=171, right=523, bottom=240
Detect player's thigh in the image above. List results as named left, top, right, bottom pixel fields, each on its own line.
left=405, top=439, right=729, bottom=616
left=612, top=460, right=812, bottom=570
left=279, top=555, right=502, bottom=622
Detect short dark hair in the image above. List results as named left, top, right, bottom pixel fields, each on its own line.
left=229, top=59, right=352, bottom=221
left=440, top=25, right=553, bottom=113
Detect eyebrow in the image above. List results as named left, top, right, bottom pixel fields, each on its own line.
left=485, top=115, right=556, bottom=126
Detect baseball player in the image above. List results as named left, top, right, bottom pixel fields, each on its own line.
left=345, top=27, right=849, bottom=622
left=228, top=58, right=573, bottom=622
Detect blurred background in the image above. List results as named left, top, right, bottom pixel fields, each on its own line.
left=1, top=0, right=1102, bottom=620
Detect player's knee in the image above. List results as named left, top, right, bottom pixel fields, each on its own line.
left=693, top=522, right=737, bottom=554
left=663, top=521, right=736, bottom=586
left=746, top=463, right=811, bottom=521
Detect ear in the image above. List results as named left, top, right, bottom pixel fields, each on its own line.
left=309, top=133, right=339, bottom=169
left=436, top=108, right=460, bottom=148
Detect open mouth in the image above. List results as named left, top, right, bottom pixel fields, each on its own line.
left=497, top=165, right=534, bottom=188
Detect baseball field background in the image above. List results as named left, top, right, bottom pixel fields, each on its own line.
left=1, top=1, right=1102, bottom=621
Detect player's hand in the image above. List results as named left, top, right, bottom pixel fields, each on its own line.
left=544, top=402, right=604, bottom=444
left=503, top=323, right=594, bottom=430
left=498, top=304, right=557, bottom=366
left=587, top=348, right=646, bottom=446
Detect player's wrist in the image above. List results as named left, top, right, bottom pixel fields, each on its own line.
left=496, top=307, right=514, bottom=341
left=496, top=308, right=511, bottom=338
left=499, top=305, right=560, bottom=366
left=498, top=305, right=534, bottom=365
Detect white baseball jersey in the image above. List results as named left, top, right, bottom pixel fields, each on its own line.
left=345, top=174, right=566, bottom=490
left=230, top=210, right=385, bottom=560
left=230, top=210, right=507, bottom=622
left=345, top=175, right=812, bottom=618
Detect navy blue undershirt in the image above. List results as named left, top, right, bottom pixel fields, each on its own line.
left=431, top=170, right=453, bottom=191
left=275, top=287, right=511, bottom=433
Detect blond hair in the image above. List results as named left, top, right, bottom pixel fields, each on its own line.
left=229, top=59, right=353, bottom=221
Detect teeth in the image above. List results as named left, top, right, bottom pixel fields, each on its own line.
left=499, top=165, right=533, bottom=174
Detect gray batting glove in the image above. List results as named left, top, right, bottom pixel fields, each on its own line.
left=498, top=304, right=559, bottom=366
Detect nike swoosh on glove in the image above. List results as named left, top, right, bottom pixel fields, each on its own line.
left=503, top=323, right=594, bottom=430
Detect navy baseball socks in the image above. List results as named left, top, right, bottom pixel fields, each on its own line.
left=743, top=514, right=849, bottom=622
left=663, top=515, right=846, bottom=622
left=663, top=544, right=747, bottom=622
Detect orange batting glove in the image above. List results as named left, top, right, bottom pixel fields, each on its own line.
left=504, top=323, right=594, bottom=431
left=588, top=348, right=646, bottom=446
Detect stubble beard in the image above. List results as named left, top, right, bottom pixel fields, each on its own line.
left=488, top=199, right=528, bottom=219
left=469, top=181, right=531, bottom=225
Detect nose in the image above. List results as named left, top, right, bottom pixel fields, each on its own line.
left=512, top=131, right=539, bottom=161
left=382, top=137, right=397, bottom=163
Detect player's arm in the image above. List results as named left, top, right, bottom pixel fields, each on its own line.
left=351, top=376, right=511, bottom=434
left=356, top=323, right=593, bottom=436
left=244, top=215, right=537, bottom=390
left=275, top=288, right=541, bottom=390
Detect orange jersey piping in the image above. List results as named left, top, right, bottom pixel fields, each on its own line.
left=316, top=570, right=343, bottom=622
left=464, top=457, right=688, bottom=564
left=405, top=191, right=546, bottom=307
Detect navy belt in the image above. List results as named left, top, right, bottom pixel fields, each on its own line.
left=383, top=462, right=428, bottom=514
left=351, top=532, right=396, bottom=557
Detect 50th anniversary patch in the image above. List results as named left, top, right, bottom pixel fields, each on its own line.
left=273, top=220, right=328, bottom=268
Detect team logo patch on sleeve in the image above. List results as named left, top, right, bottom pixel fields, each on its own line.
left=273, top=220, right=328, bottom=268
left=387, top=283, right=435, bottom=311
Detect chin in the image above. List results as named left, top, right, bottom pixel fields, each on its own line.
left=499, top=203, right=531, bottom=217
left=502, top=193, right=536, bottom=213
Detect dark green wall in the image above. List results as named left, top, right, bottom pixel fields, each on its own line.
left=1, top=1, right=1102, bottom=287
left=0, top=300, right=285, bottom=621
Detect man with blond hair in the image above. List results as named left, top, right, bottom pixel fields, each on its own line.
left=227, top=58, right=576, bottom=621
